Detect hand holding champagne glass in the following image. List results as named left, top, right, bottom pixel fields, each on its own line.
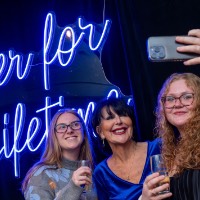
left=78, top=160, right=97, bottom=200
left=78, top=160, right=92, bottom=191
left=150, top=154, right=170, bottom=194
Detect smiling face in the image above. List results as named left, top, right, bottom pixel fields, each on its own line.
left=55, top=112, right=84, bottom=157
left=164, top=79, right=196, bottom=132
left=97, top=106, right=133, bottom=146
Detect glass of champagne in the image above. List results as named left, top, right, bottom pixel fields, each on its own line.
left=78, top=160, right=92, bottom=190
left=150, top=154, right=170, bottom=194
left=78, top=160, right=92, bottom=168
left=78, top=160, right=97, bottom=200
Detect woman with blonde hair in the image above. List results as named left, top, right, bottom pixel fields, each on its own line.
left=22, top=109, right=94, bottom=200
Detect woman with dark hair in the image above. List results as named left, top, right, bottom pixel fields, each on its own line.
left=91, top=98, right=171, bottom=200
left=22, top=109, right=94, bottom=200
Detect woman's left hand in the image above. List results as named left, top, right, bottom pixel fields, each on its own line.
left=140, top=172, right=172, bottom=200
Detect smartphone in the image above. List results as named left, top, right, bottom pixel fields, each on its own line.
left=147, top=36, right=198, bottom=62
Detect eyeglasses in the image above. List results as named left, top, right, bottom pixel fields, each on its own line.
left=55, top=121, right=82, bottom=133
left=161, top=93, right=194, bottom=109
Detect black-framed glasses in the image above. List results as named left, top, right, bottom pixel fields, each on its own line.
left=161, top=93, right=194, bottom=109
left=55, top=121, right=82, bottom=133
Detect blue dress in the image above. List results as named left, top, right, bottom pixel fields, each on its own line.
left=93, top=139, right=161, bottom=200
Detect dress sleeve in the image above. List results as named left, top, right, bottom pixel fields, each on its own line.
left=93, top=169, right=109, bottom=200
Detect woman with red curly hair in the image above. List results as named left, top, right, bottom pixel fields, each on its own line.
left=155, top=72, right=200, bottom=199
left=140, top=72, right=200, bottom=200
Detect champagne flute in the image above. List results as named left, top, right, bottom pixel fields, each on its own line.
left=150, top=154, right=170, bottom=194
left=78, top=160, right=97, bottom=200
left=78, top=160, right=92, bottom=190
left=78, top=160, right=91, bottom=168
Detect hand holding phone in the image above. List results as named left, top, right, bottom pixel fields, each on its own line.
left=147, top=36, right=198, bottom=62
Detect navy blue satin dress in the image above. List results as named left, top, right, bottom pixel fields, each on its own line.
left=169, top=169, right=200, bottom=200
left=93, top=139, right=161, bottom=200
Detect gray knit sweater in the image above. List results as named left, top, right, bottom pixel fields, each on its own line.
left=24, top=158, right=85, bottom=200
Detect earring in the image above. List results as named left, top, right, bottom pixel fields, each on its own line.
left=102, top=139, right=105, bottom=148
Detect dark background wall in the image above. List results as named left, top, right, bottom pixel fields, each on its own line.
left=0, top=0, right=200, bottom=199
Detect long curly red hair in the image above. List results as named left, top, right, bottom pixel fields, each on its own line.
left=155, top=73, right=200, bottom=175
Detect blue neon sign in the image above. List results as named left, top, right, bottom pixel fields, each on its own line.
left=0, top=12, right=131, bottom=177
left=0, top=12, right=111, bottom=90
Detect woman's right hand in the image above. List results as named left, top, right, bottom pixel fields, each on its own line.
left=176, top=29, right=200, bottom=65
left=140, top=172, right=172, bottom=200
left=71, top=166, right=92, bottom=187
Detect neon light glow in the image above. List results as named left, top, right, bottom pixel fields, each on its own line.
left=0, top=50, right=34, bottom=86
left=107, top=89, right=119, bottom=98
left=0, top=96, right=65, bottom=177
left=0, top=12, right=111, bottom=90
left=0, top=54, right=7, bottom=78
left=78, top=18, right=111, bottom=51
left=0, top=92, right=132, bottom=177
left=0, top=12, right=131, bottom=178
left=43, top=13, right=111, bottom=90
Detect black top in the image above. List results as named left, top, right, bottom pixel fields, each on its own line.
left=169, top=169, right=200, bottom=200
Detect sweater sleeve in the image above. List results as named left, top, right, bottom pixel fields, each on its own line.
left=24, top=167, right=84, bottom=200
left=55, top=179, right=84, bottom=200
left=24, top=170, right=55, bottom=200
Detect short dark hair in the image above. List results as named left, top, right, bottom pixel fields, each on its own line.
left=91, top=97, right=138, bottom=156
